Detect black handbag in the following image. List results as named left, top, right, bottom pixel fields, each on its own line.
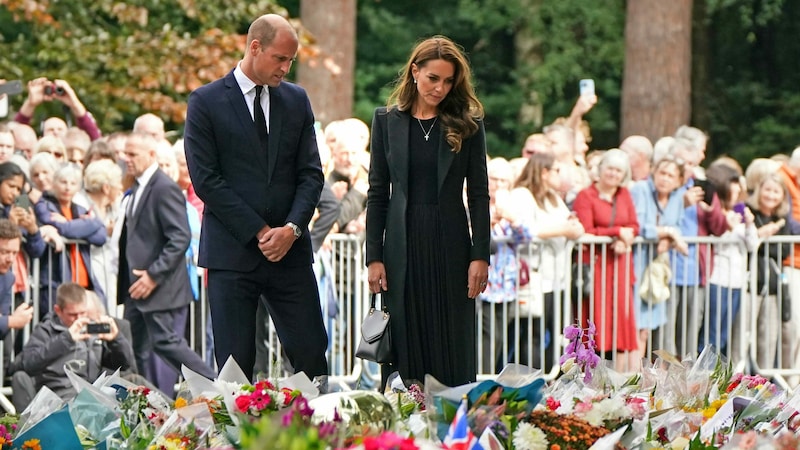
left=355, top=291, right=393, bottom=363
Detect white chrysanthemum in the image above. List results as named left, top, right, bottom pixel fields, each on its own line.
left=512, top=422, right=549, bottom=450
left=581, top=405, right=605, bottom=427
left=595, top=396, right=625, bottom=420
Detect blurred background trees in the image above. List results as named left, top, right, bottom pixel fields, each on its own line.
left=1, top=0, right=799, bottom=164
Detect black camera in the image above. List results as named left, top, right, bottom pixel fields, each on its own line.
left=44, top=84, right=65, bottom=96
left=86, top=322, right=111, bottom=334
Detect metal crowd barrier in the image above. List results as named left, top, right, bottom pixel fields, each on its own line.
left=4, top=233, right=800, bottom=412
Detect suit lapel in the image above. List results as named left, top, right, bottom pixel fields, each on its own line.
left=129, top=171, right=158, bottom=227
left=437, top=127, right=454, bottom=195
left=224, top=73, right=269, bottom=175
left=267, top=86, right=283, bottom=184
left=387, top=111, right=409, bottom=196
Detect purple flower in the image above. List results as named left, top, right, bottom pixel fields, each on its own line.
left=561, top=321, right=600, bottom=382
left=576, top=346, right=599, bottom=369
left=281, top=410, right=295, bottom=427
left=294, top=396, right=313, bottom=418
left=564, top=323, right=582, bottom=340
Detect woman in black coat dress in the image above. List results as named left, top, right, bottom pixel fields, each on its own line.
left=366, top=36, right=490, bottom=388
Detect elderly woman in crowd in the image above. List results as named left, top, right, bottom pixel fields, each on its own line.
left=573, top=149, right=640, bottom=372
left=508, top=151, right=584, bottom=371
left=747, top=173, right=793, bottom=372
left=83, top=159, right=123, bottom=312
left=29, top=152, right=59, bottom=198
left=630, top=155, right=688, bottom=361
left=34, top=164, right=107, bottom=313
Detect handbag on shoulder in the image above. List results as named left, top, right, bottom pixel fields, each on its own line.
left=355, top=290, right=393, bottom=363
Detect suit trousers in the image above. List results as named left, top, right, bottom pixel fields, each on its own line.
left=208, top=260, right=328, bottom=381
left=124, top=302, right=216, bottom=381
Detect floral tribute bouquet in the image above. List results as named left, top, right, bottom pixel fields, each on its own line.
left=209, top=356, right=316, bottom=430
left=116, top=384, right=174, bottom=448
left=514, top=408, right=618, bottom=450
left=0, top=415, right=15, bottom=449
left=424, top=364, right=545, bottom=448
left=383, top=373, right=428, bottom=439
left=146, top=403, right=216, bottom=450
left=239, top=393, right=344, bottom=449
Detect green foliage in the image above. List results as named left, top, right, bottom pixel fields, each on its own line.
left=4, top=0, right=799, bottom=166
left=355, top=0, right=625, bottom=158
left=525, top=0, right=625, bottom=150
left=699, top=0, right=800, bottom=164
left=705, top=0, right=785, bottom=28
left=0, top=0, right=282, bottom=133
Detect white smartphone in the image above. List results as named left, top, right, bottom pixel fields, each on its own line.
left=579, top=79, right=595, bottom=96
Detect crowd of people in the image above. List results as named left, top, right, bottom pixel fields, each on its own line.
left=481, top=115, right=800, bottom=382
left=0, top=75, right=215, bottom=410
left=0, top=13, right=798, bottom=412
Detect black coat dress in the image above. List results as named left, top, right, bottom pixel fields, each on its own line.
left=365, top=107, right=490, bottom=386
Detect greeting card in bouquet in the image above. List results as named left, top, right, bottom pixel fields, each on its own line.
left=12, top=405, right=81, bottom=450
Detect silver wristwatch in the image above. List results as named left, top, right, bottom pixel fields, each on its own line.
left=286, top=222, right=302, bottom=239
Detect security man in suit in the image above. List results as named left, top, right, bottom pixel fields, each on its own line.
left=118, top=131, right=216, bottom=381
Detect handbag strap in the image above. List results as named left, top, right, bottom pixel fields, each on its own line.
left=370, top=290, right=388, bottom=312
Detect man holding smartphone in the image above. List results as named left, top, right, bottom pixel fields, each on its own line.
left=9, top=283, right=134, bottom=410
left=0, top=219, right=33, bottom=339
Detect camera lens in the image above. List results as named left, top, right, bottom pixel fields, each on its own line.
left=55, top=86, right=65, bottom=96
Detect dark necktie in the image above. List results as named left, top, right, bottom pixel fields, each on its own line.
left=126, top=180, right=139, bottom=219
left=254, top=85, right=268, bottom=149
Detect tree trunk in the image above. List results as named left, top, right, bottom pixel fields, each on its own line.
left=620, top=0, right=693, bottom=142
left=690, top=0, right=711, bottom=144
left=297, top=0, right=356, bottom=127
left=515, top=0, right=544, bottom=136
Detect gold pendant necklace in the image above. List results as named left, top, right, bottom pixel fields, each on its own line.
left=416, top=116, right=438, bottom=141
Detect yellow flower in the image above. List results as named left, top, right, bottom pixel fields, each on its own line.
left=174, top=397, right=188, bottom=408
left=22, top=438, right=41, bottom=450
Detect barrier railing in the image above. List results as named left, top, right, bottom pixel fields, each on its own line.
left=1, top=232, right=800, bottom=412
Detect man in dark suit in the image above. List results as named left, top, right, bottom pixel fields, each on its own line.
left=184, top=14, right=328, bottom=383
left=118, top=132, right=215, bottom=381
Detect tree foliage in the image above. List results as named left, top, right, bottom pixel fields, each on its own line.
left=0, top=0, right=300, bottom=132
left=354, top=0, right=625, bottom=158
left=3, top=0, right=799, bottom=163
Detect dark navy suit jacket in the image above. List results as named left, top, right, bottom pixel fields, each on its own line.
left=183, top=71, right=322, bottom=271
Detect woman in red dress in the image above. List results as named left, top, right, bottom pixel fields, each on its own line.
left=573, top=149, right=640, bottom=372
